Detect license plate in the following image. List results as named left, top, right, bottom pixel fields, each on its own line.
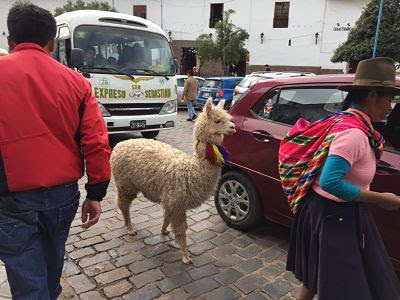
left=130, top=120, right=146, bottom=129
left=203, top=92, right=211, bottom=97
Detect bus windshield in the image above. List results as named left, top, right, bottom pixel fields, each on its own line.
left=74, top=25, right=175, bottom=75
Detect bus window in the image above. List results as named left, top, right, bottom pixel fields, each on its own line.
left=74, top=25, right=174, bottom=75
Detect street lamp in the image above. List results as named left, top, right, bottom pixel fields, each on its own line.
left=315, top=32, right=319, bottom=45
left=260, top=32, right=264, bottom=44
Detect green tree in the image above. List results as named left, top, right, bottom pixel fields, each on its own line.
left=331, top=0, right=400, bottom=64
left=196, top=9, right=249, bottom=75
left=54, top=0, right=117, bottom=17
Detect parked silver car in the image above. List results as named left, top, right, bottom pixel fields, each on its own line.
left=233, top=71, right=315, bottom=103
left=177, top=75, right=205, bottom=107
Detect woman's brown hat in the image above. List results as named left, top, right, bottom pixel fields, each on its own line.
left=339, top=57, right=400, bottom=95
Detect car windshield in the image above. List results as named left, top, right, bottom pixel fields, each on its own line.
left=238, top=75, right=271, bottom=88
left=205, top=79, right=222, bottom=88
left=74, top=25, right=175, bottom=75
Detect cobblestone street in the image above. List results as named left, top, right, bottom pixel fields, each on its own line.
left=0, top=111, right=300, bottom=300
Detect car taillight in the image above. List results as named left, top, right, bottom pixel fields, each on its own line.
left=233, top=88, right=238, bottom=95
left=217, top=89, right=224, bottom=97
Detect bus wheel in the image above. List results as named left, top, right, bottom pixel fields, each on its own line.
left=141, top=131, right=159, bottom=139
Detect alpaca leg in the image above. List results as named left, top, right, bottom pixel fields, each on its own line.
left=170, top=210, right=191, bottom=264
left=115, top=186, right=137, bottom=236
left=161, top=209, right=170, bottom=235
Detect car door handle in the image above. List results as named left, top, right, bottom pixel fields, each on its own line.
left=252, top=131, right=273, bottom=142
left=377, top=164, right=400, bottom=174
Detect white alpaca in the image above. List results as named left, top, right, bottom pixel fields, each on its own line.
left=110, top=99, right=235, bottom=264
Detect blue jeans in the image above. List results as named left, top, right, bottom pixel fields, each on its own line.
left=186, top=100, right=196, bottom=119
left=0, top=182, right=80, bottom=300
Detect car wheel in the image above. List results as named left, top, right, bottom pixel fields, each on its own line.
left=214, top=171, right=263, bottom=230
left=141, top=130, right=159, bottom=139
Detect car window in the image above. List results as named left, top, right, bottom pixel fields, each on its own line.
left=238, top=76, right=254, bottom=88
left=271, top=87, right=347, bottom=125
left=205, top=79, right=222, bottom=88
left=238, top=76, right=267, bottom=88
left=177, top=78, right=185, bottom=87
left=197, top=79, right=205, bottom=87
left=252, top=89, right=280, bottom=119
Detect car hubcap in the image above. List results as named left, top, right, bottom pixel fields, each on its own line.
left=218, top=180, right=250, bottom=221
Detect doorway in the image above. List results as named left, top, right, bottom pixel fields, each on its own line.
left=180, top=47, right=197, bottom=75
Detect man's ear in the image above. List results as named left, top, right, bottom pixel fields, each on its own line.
left=7, top=36, right=16, bottom=51
left=44, top=39, right=55, bottom=54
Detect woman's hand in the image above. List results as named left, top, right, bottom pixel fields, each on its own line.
left=377, top=193, right=400, bottom=211
left=357, top=190, right=400, bottom=211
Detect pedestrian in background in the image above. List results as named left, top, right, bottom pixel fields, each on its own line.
left=0, top=2, right=111, bottom=299
left=264, top=64, right=271, bottom=71
left=181, top=70, right=200, bottom=121
left=283, top=57, right=400, bottom=300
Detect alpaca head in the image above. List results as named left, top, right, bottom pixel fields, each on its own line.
left=194, top=98, right=236, bottom=145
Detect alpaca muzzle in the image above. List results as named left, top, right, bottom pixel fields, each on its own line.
left=227, top=122, right=236, bottom=135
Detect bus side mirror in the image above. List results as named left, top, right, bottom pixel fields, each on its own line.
left=71, top=48, right=84, bottom=69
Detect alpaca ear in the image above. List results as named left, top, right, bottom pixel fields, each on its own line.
left=205, top=98, right=212, bottom=117
left=217, top=100, right=225, bottom=108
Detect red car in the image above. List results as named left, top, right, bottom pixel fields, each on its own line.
left=214, top=75, right=400, bottom=270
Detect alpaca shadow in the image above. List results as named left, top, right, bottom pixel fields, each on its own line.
left=108, top=132, right=147, bottom=150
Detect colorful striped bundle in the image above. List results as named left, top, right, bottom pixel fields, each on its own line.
left=278, top=109, right=384, bottom=213
left=205, top=144, right=230, bottom=165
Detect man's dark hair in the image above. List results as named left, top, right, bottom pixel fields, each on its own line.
left=188, top=70, right=194, bottom=76
left=86, top=46, right=96, bottom=54
left=7, top=1, right=57, bottom=47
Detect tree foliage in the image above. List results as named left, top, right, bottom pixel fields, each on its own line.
left=196, top=9, right=249, bottom=75
left=54, top=0, right=117, bottom=16
left=331, top=0, right=400, bottom=63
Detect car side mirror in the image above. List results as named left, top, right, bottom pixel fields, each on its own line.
left=71, top=48, right=84, bottom=69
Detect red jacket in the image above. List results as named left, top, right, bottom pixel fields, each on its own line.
left=0, top=43, right=111, bottom=200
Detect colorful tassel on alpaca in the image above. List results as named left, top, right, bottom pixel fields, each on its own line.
left=205, top=143, right=230, bottom=164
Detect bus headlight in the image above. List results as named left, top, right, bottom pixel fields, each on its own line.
left=98, top=103, right=111, bottom=117
left=160, top=100, right=177, bottom=114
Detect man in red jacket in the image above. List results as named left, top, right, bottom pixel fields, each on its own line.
left=0, top=2, right=111, bottom=299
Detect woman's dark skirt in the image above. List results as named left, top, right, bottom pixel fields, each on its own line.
left=286, top=190, right=400, bottom=300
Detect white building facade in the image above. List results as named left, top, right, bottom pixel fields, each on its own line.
left=0, top=0, right=370, bottom=74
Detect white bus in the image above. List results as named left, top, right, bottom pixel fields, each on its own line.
left=55, top=10, right=178, bottom=138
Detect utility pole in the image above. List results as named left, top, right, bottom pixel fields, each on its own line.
left=372, top=0, right=384, bottom=58
left=161, top=0, right=163, bottom=29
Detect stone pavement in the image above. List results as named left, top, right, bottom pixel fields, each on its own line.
left=0, top=111, right=301, bottom=300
